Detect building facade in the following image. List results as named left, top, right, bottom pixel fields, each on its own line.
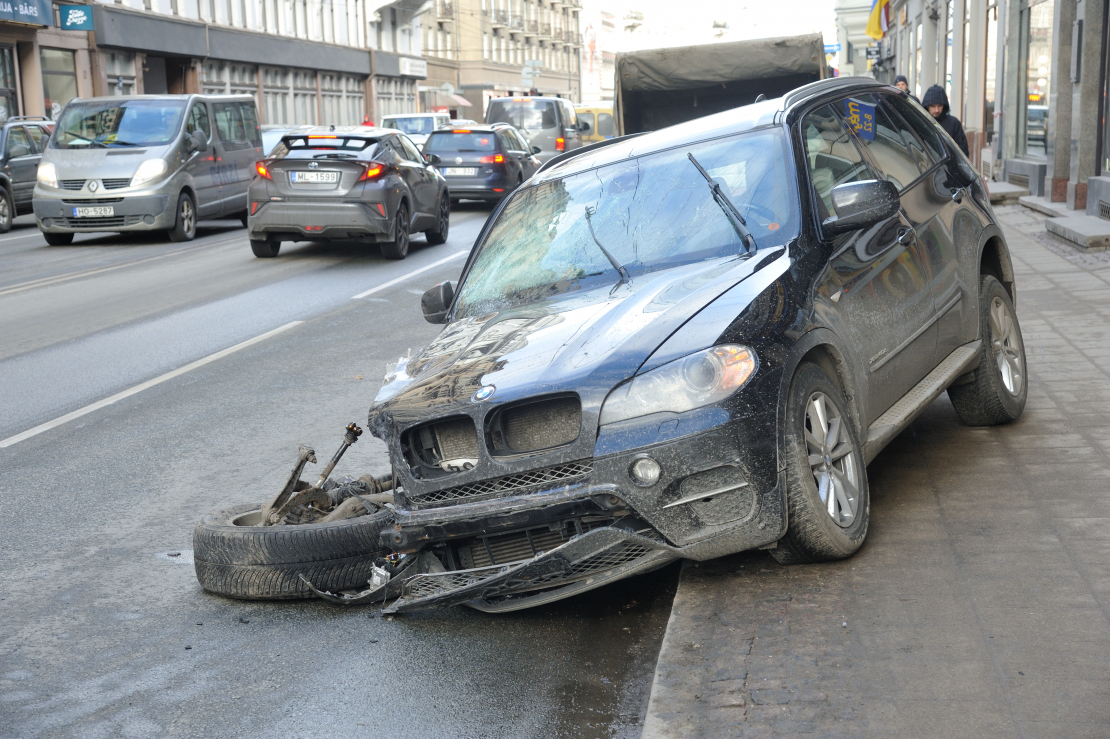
left=417, top=0, right=581, bottom=120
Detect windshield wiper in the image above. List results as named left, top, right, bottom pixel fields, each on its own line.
left=584, top=206, right=632, bottom=288
left=687, top=153, right=757, bottom=254
left=109, top=140, right=142, bottom=147
left=62, top=131, right=107, bottom=148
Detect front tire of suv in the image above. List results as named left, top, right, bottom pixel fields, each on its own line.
left=380, top=202, right=410, bottom=260
left=168, top=191, right=197, bottom=242
left=0, top=188, right=12, bottom=234
left=250, top=238, right=280, bottom=258
left=947, top=275, right=1028, bottom=425
left=771, top=362, right=870, bottom=565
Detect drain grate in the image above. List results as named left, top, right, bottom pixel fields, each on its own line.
left=1099, top=201, right=1110, bottom=221
left=1007, top=173, right=1030, bottom=189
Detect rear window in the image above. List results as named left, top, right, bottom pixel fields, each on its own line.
left=271, top=135, right=380, bottom=159
left=485, top=99, right=558, bottom=132
left=425, top=131, right=498, bottom=153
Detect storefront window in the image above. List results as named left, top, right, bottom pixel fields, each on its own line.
left=0, top=46, right=17, bottom=121
left=1018, top=0, right=1053, bottom=157
left=41, top=48, right=78, bottom=121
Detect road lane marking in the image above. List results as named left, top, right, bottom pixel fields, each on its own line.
left=0, top=235, right=243, bottom=297
left=0, top=321, right=303, bottom=449
left=351, top=250, right=468, bottom=299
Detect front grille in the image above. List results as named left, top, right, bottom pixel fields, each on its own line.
left=62, top=198, right=123, bottom=204
left=1099, top=201, right=1110, bottom=221
left=467, top=528, right=568, bottom=567
left=491, top=396, right=580, bottom=455
left=1007, top=173, right=1030, bottom=189
left=102, top=178, right=131, bottom=189
left=409, top=460, right=592, bottom=507
left=58, top=215, right=137, bottom=228
left=60, top=179, right=86, bottom=191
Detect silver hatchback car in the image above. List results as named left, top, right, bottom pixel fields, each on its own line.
left=33, top=94, right=261, bottom=245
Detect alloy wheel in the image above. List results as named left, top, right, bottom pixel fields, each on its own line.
left=804, top=392, right=860, bottom=528
left=0, top=196, right=9, bottom=228
left=438, top=197, right=449, bottom=238
left=181, top=198, right=196, bottom=236
left=990, top=296, right=1023, bottom=395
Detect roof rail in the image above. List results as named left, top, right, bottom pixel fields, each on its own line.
left=8, top=115, right=49, bottom=122
left=781, top=77, right=886, bottom=112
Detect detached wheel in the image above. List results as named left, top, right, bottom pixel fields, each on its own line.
left=0, top=188, right=12, bottom=233
left=168, top=191, right=197, bottom=242
left=43, top=231, right=74, bottom=246
left=193, top=505, right=393, bottom=600
left=250, top=238, right=280, bottom=258
left=424, top=194, right=450, bottom=245
left=947, top=275, right=1027, bottom=425
left=380, top=202, right=410, bottom=259
left=771, top=363, right=869, bottom=565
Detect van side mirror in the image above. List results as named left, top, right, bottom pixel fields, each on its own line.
left=578, top=120, right=591, bottom=132
left=821, top=179, right=901, bottom=236
left=187, top=130, right=209, bottom=153
left=531, top=145, right=541, bottom=155
left=421, top=281, right=455, bottom=324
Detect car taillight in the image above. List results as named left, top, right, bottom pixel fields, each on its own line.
left=359, top=163, right=385, bottom=182
left=555, top=137, right=565, bottom=151
left=251, top=201, right=260, bottom=215
left=255, top=161, right=271, bottom=179
left=479, top=154, right=505, bottom=164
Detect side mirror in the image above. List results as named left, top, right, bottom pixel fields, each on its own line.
left=426, top=153, right=441, bottom=165
left=578, top=120, right=591, bottom=132
left=188, top=130, right=209, bottom=153
left=531, top=145, right=541, bottom=155
left=421, top=280, right=455, bottom=324
left=821, top=179, right=901, bottom=236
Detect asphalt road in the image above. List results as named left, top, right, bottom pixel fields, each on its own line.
left=0, top=209, right=679, bottom=738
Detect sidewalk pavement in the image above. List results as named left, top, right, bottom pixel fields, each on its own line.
left=640, top=204, right=1110, bottom=738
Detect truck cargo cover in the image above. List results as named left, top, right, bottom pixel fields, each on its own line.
left=615, top=33, right=825, bottom=93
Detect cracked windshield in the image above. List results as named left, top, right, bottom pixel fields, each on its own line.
left=454, top=129, right=797, bottom=317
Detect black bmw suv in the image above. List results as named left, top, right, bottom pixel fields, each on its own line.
left=422, top=123, right=540, bottom=203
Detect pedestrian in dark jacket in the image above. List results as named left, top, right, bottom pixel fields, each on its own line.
left=894, top=75, right=919, bottom=103
left=921, top=85, right=969, bottom=157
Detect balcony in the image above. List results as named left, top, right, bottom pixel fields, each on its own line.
left=539, top=22, right=552, bottom=38
left=524, top=18, right=538, bottom=36
left=509, top=14, right=524, bottom=32
left=490, top=9, right=507, bottom=27
left=436, top=0, right=453, bottom=19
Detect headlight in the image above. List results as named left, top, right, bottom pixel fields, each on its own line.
left=599, top=345, right=758, bottom=425
left=130, top=159, right=168, bottom=187
left=37, top=162, right=57, bottom=188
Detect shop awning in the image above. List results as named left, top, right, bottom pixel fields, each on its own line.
left=449, top=94, right=472, bottom=107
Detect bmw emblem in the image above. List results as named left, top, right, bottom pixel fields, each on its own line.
left=472, top=385, right=496, bottom=402
left=309, top=161, right=319, bottom=169
left=455, top=156, right=463, bottom=164
left=88, top=180, right=98, bottom=192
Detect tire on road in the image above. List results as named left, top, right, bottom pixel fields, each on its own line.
left=380, top=202, right=410, bottom=260
left=43, top=231, right=74, bottom=246
left=250, top=238, right=280, bottom=258
left=424, top=194, right=450, bottom=245
left=947, top=275, right=1027, bottom=426
left=193, top=504, right=393, bottom=600
left=0, top=187, right=13, bottom=234
left=771, top=362, right=870, bottom=565
left=168, top=190, right=197, bottom=242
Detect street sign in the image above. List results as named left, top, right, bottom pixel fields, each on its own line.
left=824, top=43, right=841, bottom=54
left=866, top=46, right=881, bottom=61
left=525, top=59, right=543, bottom=69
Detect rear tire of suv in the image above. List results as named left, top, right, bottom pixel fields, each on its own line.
left=771, top=362, right=870, bottom=565
left=947, top=275, right=1028, bottom=426
left=380, top=203, right=410, bottom=259
left=0, top=188, right=12, bottom=233
left=424, top=195, right=450, bottom=245
left=250, top=238, right=280, bottom=258
left=43, top=231, right=74, bottom=246
left=168, top=191, right=197, bottom=243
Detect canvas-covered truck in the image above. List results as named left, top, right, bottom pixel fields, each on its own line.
left=614, top=33, right=827, bottom=135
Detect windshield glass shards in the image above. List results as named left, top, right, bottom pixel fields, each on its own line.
left=453, top=129, right=797, bottom=318
left=52, top=100, right=187, bottom=149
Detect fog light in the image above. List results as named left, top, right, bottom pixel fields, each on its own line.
left=143, top=215, right=155, bottom=225
left=630, top=457, right=661, bottom=487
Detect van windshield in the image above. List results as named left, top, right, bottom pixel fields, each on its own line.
left=384, top=117, right=436, bottom=136
left=486, top=100, right=558, bottom=133
left=52, top=99, right=187, bottom=148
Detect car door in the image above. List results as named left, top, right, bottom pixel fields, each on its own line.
left=184, top=101, right=218, bottom=214
left=802, top=102, right=937, bottom=423
left=496, top=130, right=522, bottom=183
left=4, top=126, right=38, bottom=211
left=211, top=101, right=257, bottom=216
left=559, top=99, right=581, bottom=151
left=397, top=134, right=437, bottom=223
left=508, top=128, right=537, bottom=179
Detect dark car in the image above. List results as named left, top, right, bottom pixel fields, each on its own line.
left=0, top=116, right=53, bottom=233
left=422, top=124, right=541, bottom=203
left=194, top=79, right=1026, bottom=611
left=246, top=126, right=450, bottom=259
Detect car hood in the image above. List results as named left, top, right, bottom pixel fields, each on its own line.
left=368, top=247, right=788, bottom=438
left=41, top=144, right=172, bottom=179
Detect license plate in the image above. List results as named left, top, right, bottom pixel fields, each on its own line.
left=444, top=167, right=477, bottom=176
left=290, top=171, right=339, bottom=184
left=72, top=206, right=114, bottom=218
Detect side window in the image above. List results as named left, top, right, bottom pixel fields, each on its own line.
left=801, top=104, right=873, bottom=221
left=886, top=93, right=948, bottom=163
left=186, top=103, right=211, bottom=139
left=841, top=93, right=923, bottom=191
left=238, top=103, right=261, bottom=147
left=399, top=135, right=424, bottom=162
left=497, top=131, right=514, bottom=152
left=6, top=126, right=31, bottom=158
left=213, top=102, right=247, bottom=149
left=578, top=112, right=595, bottom=132
left=28, top=125, right=52, bottom=151
left=561, top=100, right=577, bottom=129
left=597, top=112, right=615, bottom=137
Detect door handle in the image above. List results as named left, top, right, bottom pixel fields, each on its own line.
left=950, top=187, right=964, bottom=203
left=897, top=226, right=917, bottom=245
